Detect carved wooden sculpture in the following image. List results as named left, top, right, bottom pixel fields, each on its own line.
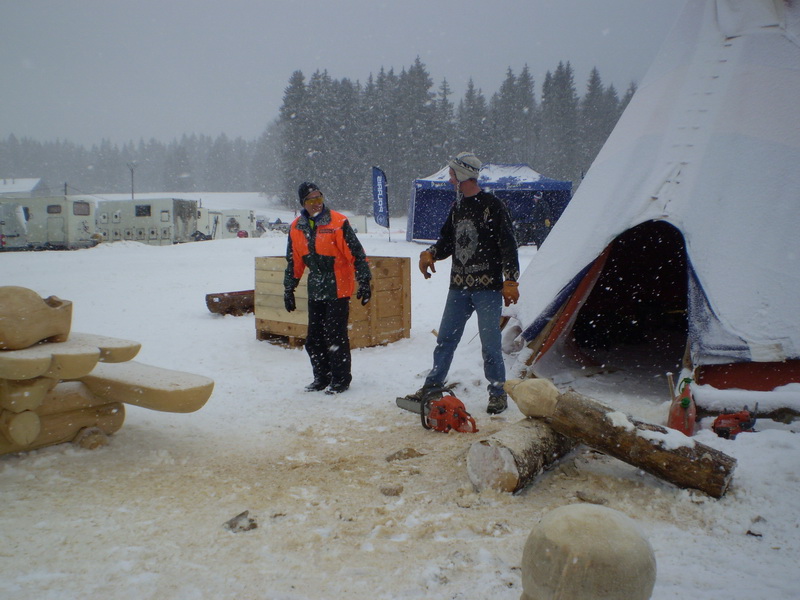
left=0, top=287, right=214, bottom=455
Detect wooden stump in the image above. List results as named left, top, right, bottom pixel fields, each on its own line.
left=505, top=379, right=737, bottom=498
left=467, top=419, right=577, bottom=493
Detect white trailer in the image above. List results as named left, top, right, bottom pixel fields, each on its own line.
left=0, top=202, right=29, bottom=250
left=95, top=198, right=198, bottom=245
left=196, top=207, right=257, bottom=239
left=0, top=196, right=96, bottom=250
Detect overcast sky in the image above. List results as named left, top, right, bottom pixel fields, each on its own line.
left=1, top=0, right=686, bottom=147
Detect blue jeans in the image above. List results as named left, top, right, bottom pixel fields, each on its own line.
left=425, top=288, right=505, bottom=397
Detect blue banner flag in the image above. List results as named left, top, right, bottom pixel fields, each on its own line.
left=372, top=166, right=390, bottom=229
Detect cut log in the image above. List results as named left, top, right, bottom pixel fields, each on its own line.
left=0, top=377, right=58, bottom=412
left=467, top=418, right=577, bottom=493
left=0, top=409, right=41, bottom=446
left=0, top=402, right=125, bottom=455
left=505, top=379, right=737, bottom=498
left=206, top=290, right=255, bottom=316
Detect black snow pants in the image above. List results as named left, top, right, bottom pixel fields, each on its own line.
left=305, top=297, right=352, bottom=387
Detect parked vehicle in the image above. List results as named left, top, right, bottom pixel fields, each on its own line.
left=0, top=196, right=96, bottom=250
left=95, top=198, right=198, bottom=245
left=0, top=202, right=28, bottom=250
left=196, top=207, right=257, bottom=240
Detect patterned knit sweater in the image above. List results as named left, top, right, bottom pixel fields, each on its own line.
left=427, top=190, right=519, bottom=291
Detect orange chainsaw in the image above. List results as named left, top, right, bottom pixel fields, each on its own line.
left=712, top=403, right=758, bottom=439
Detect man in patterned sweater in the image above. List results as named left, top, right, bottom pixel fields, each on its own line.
left=406, top=152, right=520, bottom=414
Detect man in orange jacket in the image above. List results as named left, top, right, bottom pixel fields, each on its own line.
left=284, top=182, right=372, bottom=394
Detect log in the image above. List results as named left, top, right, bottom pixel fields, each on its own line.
left=504, top=379, right=737, bottom=498
left=0, top=376, right=58, bottom=412
left=0, top=402, right=125, bottom=455
left=0, top=409, right=41, bottom=446
left=467, top=418, right=577, bottom=493
left=206, top=290, right=255, bottom=316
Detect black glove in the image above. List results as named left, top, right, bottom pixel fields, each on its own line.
left=356, top=280, right=371, bottom=306
left=284, top=289, right=296, bottom=312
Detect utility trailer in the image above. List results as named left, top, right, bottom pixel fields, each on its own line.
left=95, top=198, right=198, bottom=245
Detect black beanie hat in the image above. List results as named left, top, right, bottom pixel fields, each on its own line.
left=298, top=182, right=321, bottom=205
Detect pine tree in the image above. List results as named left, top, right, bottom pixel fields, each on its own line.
left=539, top=61, right=580, bottom=183
left=163, top=142, right=194, bottom=192
left=394, top=57, right=437, bottom=188
left=578, top=68, right=608, bottom=174
left=456, top=79, right=490, bottom=158
left=516, top=65, right=538, bottom=166
left=278, top=70, right=311, bottom=204
left=251, top=121, right=284, bottom=197
left=488, top=68, right=518, bottom=160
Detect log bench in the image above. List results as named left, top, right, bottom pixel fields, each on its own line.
left=0, top=332, right=213, bottom=455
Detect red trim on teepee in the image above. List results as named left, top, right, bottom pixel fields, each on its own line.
left=696, top=360, right=800, bottom=391
left=533, top=245, right=613, bottom=364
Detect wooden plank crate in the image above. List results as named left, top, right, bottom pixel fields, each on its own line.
left=254, top=256, right=411, bottom=349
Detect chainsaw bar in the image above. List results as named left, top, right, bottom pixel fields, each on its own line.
left=395, top=382, right=459, bottom=414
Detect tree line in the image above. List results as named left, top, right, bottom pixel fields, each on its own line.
left=1, top=58, right=634, bottom=214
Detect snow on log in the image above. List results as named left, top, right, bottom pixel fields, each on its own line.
left=467, top=418, right=577, bottom=493
left=504, top=379, right=737, bottom=499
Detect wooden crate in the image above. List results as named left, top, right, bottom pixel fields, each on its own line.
left=254, top=256, right=411, bottom=349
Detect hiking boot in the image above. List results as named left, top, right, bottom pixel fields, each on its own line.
left=487, top=393, right=508, bottom=415
left=325, top=381, right=350, bottom=395
left=304, top=379, right=330, bottom=392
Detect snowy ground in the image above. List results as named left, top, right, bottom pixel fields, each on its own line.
left=1, top=225, right=799, bottom=599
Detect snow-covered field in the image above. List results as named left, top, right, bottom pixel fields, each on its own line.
left=1, top=222, right=799, bottom=599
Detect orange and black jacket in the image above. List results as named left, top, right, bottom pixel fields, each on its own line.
left=284, top=206, right=371, bottom=301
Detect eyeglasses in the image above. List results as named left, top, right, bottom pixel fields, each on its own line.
left=304, top=193, right=323, bottom=203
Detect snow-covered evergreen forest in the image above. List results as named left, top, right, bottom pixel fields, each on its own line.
left=0, top=58, right=633, bottom=212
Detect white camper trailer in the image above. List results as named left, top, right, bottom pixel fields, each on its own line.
left=196, top=207, right=257, bottom=239
left=0, top=196, right=96, bottom=250
left=96, top=198, right=198, bottom=245
left=0, top=202, right=28, bottom=250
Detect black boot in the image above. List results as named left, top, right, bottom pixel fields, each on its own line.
left=305, top=378, right=330, bottom=392
left=325, top=381, right=350, bottom=395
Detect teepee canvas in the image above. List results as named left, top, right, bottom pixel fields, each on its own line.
left=511, top=0, right=800, bottom=408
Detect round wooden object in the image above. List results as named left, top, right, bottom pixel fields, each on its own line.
left=521, top=504, right=656, bottom=600
left=2, top=410, right=42, bottom=446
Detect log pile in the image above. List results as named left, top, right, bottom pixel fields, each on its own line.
left=467, top=378, right=737, bottom=498
left=0, top=286, right=214, bottom=455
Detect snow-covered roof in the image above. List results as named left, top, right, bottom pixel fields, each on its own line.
left=416, top=163, right=571, bottom=190
left=0, top=178, right=44, bottom=196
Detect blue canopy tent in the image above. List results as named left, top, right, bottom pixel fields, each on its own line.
left=406, top=164, right=572, bottom=244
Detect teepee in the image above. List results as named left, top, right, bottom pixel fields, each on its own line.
left=511, top=0, right=800, bottom=408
